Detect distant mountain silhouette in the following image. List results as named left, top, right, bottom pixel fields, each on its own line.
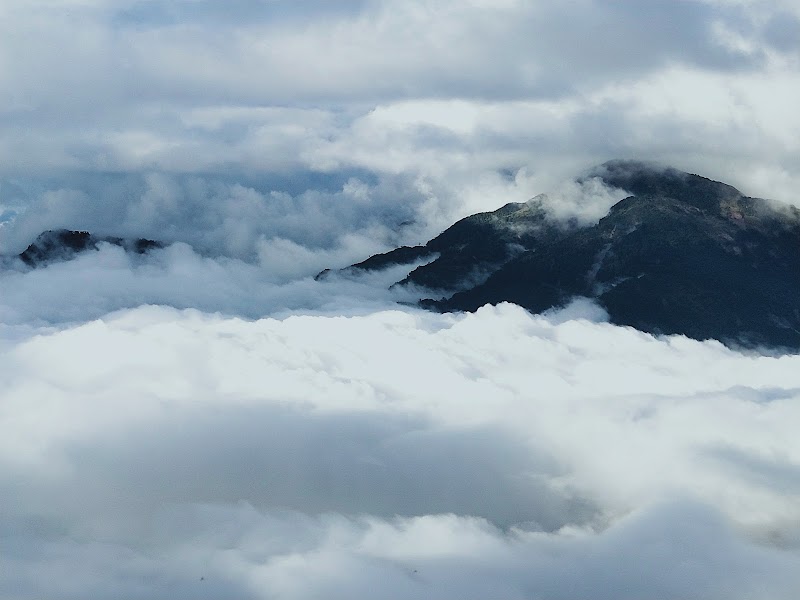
left=340, top=161, right=800, bottom=350
left=16, top=229, right=162, bottom=267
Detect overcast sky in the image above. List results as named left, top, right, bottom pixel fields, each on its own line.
left=2, top=2, right=800, bottom=599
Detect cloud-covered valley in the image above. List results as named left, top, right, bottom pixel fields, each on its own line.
left=3, top=303, right=800, bottom=598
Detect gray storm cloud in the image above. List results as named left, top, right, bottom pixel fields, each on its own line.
left=1, top=0, right=800, bottom=289
left=1, top=0, right=799, bottom=211
left=2, top=303, right=800, bottom=599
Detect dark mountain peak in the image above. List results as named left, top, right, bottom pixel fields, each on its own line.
left=428, top=197, right=552, bottom=247
left=591, top=160, right=743, bottom=216
left=18, top=229, right=162, bottom=267
left=342, top=162, right=800, bottom=350
left=328, top=197, right=573, bottom=292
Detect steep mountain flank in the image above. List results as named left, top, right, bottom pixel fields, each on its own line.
left=346, top=161, right=800, bottom=349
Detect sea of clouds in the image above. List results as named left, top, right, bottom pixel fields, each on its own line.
left=2, top=0, right=800, bottom=597
left=2, top=259, right=800, bottom=598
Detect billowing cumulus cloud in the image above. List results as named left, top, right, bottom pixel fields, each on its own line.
left=2, top=303, right=800, bottom=598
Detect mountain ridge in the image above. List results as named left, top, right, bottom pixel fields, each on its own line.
left=13, top=229, right=163, bottom=267
left=343, top=161, right=800, bottom=350
left=4, top=161, right=800, bottom=350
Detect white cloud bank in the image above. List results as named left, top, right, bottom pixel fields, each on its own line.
left=2, top=302, right=800, bottom=599
left=0, top=241, right=439, bottom=327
